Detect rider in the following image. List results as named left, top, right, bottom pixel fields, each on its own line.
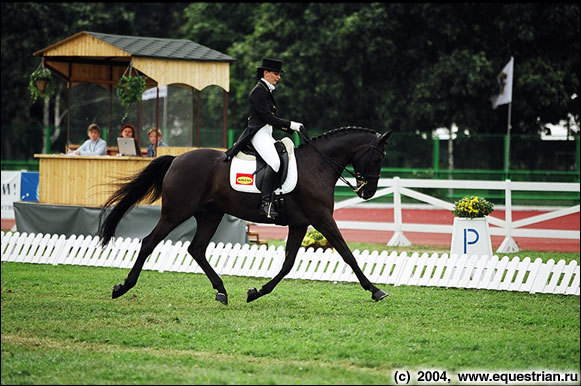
left=225, top=58, right=304, bottom=220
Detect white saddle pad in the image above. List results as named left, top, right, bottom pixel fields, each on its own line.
left=229, top=137, right=298, bottom=194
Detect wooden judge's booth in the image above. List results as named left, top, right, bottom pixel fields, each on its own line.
left=17, top=32, right=246, bottom=243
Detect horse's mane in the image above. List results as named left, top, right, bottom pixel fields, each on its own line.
left=297, top=126, right=378, bottom=149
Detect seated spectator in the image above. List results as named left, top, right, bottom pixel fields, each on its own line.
left=119, top=123, right=142, bottom=156
left=69, top=123, right=107, bottom=156
left=147, top=128, right=169, bottom=157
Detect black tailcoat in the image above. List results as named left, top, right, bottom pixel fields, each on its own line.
left=225, top=80, right=291, bottom=160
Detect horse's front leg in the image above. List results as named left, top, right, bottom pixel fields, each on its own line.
left=247, top=224, right=308, bottom=302
left=311, top=216, right=388, bottom=302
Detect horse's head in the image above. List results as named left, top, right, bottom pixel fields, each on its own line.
left=351, top=129, right=392, bottom=200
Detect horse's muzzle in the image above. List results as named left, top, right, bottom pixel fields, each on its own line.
left=358, top=189, right=375, bottom=200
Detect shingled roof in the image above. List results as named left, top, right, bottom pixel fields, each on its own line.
left=83, top=31, right=235, bottom=62
left=34, top=31, right=235, bottom=91
left=34, top=31, right=235, bottom=62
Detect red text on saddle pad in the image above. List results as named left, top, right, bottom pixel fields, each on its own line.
left=235, top=173, right=254, bottom=185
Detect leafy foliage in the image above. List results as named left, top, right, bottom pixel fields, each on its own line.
left=116, top=74, right=146, bottom=120
left=28, top=68, right=56, bottom=102
left=184, top=3, right=579, bottom=137
left=1, top=3, right=579, bottom=160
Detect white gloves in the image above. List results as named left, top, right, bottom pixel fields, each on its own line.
left=290, top=121, right=304, bottom=132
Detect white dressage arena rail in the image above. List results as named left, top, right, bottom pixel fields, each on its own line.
left=2, top=232, right=578, bottom=296
left=333, top=177, right=580, bottom=253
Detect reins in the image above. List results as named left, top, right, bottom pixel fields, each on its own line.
left=298, top=127, right=383, bottom=194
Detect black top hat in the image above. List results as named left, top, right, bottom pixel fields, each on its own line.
left=257, top=58, right=285, bottom=73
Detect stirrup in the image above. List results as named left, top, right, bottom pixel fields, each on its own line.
left=260, top=201, right=278, bottom=219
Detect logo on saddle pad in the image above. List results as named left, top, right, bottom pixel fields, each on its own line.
left=229, top=137, right=298, bottom=194
left=235, top=173, right=254, bottom=185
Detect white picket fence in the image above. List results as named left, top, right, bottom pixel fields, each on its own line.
left=1, top=232, right=579, bottom=296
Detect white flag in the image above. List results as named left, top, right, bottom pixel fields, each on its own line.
left=491, top=56, right=514, bottom=109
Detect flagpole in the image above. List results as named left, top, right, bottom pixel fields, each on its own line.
left=493, top=56, right=514, bottom=179
left=505, top=102, right=512, bottom=178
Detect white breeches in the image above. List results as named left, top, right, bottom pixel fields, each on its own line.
left=251, top=124, right=280, bottom=172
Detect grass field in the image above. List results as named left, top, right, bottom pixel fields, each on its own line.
left=2, top=249, right=579, bottom=385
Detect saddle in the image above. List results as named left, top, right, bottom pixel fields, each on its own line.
left=229, top=137, right=298, bottom=194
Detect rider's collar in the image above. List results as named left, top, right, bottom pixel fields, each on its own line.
left=261, top=78, right=275, bottom=92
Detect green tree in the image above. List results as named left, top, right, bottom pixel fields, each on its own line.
left=2, top=3, right=579, bottom=161
left=0, top=2, right=188, bottom=159
left=181, top=3, right=578, bottom=137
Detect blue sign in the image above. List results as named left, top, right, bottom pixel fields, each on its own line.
left=20, top=172, right=39, bottom=202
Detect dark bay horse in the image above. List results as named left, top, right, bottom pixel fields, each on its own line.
left=99, top=126, right=392, bottom=305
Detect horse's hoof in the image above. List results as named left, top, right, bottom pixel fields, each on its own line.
left=215, top=292, right=228, bottom=305
left=247, top=288, right=261, bottom=303
left=372, top=289, right=389, bottom=302
left=112, top=284, right=125, bottom=299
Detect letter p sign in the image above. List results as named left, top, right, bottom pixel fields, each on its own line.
left=463, top=228, right=479, bottom=254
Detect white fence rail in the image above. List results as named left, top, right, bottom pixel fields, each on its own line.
left=333, top=177, right=580, bottom=253
left=2, top=232, right=578, bottom=296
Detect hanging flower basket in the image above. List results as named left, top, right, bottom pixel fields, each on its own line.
left=452, top=196, right=494, bottom=219
left=116, top=66, right=147, bottom=120
left=36, top=78, right=48, bottom=93
left=29, top=67, right=56, bottom=102
left=302, top=228, right=332, bottom=250
left=116, top=74, right=146, bottom=107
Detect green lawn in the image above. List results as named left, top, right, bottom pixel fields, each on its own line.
left=2, top=260, right=579, bottom=385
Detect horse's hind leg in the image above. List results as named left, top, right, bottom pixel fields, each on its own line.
left=311, top=217, right=388, bottom=302
left=112, top=213, right=187, bottom=299
left=247, top=225, right=307, bottom=302
left=186, top=209, right=228, bottom=305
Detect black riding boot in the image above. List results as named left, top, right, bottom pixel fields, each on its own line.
left=259, top=165, right=279, bottom=220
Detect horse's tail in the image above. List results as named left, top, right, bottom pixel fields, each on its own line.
left=98, top=155, right=175, bottom=247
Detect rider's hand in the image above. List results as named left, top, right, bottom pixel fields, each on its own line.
left=290, top=121, right=304, bottom=132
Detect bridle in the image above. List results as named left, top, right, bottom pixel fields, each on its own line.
left=350, top=135, right=386, bottom=193
left=298, top=128, right=385, bottom=195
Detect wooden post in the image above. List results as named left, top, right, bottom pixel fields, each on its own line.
left=155, top=87, right=159, bottom=156
left=223, top=90, right=228, bottom=148
left=108, top=64, right=112, bottom=145
left=108, top=85, right=112, bottom=145
left=138, top=99, right=142, bottom=138
left=66, top=61, right=72, bottom=154
left=196, top=89, right=201, bottom=148
left=191, top=88, right=195, bottom=147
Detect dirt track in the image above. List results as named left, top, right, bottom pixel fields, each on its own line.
left=249, top=207, right=580, bottom=253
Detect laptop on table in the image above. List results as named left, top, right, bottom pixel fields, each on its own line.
left=117, top=137, right=137, bottom=156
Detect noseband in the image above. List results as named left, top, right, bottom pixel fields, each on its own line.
left=350, top=135, right=385, bottom=193
left=299, top=130, right=384, bottom=195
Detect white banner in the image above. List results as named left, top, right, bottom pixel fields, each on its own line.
left=1, top=171, right=21, bottom=219
left=142, top=85, right=168, bottom=101
left=491, top=56, right=514, bottom=109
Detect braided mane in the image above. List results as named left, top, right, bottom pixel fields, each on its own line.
left=297, top=126, right=378, bottom=149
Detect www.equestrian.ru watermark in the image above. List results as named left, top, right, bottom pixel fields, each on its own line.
left=392, top=369, right=579, bottom=385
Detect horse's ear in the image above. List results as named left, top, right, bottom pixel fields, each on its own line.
left=378, top=129, right=392, bottom=145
